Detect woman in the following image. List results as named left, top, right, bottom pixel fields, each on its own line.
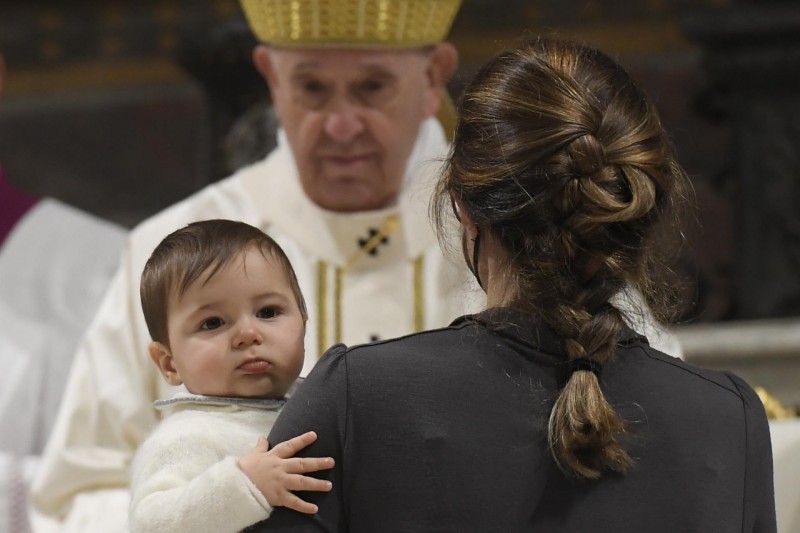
left=253, top=37, right=775, bottom=532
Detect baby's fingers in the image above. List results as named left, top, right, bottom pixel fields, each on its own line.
left=280, top=493, right=320, bottom=515
left=250, top=436, right=269, bottom=454
left=286, top=473, right=333, bottom=493
left=275, top=476, right=333, bottom=514
left=287, top=456, right=335, bottom=474
left=269, top=431, right=318, bottom=459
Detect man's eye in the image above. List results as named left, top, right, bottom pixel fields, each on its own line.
left=200, top=317, right=223, bottom=330
left=293, top=79, right=329, bottom=109
left=355, top=78, right=395, bottom=106
left=257, top=307, right=277, bottom=319
left=361, top=79, right=384, bottom=93
left=302, top=80, right=326, bottom=93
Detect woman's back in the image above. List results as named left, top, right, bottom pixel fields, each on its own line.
left=259, top=308, right=774, bottom=532
left=253, top=36, right=775, bottom=532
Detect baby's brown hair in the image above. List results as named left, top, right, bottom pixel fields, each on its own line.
left=140, top=219, right=307, bottom=346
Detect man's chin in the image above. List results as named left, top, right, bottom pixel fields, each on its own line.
left=317, top=196, right=385, bottom=213
left=310, top=181, right=391, bottom=213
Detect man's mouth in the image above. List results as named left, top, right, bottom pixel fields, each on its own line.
left=332, top=156, right=364, bottom=163
left=320, top=151, right=373, bottom=165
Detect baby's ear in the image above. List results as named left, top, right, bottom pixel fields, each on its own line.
left=149, top=341, right=183, bottom=386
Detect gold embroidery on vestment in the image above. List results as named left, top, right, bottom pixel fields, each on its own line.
left=316, top=214, right=425, bottom=354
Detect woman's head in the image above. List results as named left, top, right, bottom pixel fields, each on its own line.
left=436, top=36, right=687, bottom=320
left=434, top=37, right=690, bottom=478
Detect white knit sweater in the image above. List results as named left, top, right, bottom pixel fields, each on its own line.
left=129, top=393, right=283, bottom=533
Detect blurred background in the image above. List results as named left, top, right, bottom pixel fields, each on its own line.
left=1, top=0, right=799, bottom=397
left=1, top=1, right=799, bottom=531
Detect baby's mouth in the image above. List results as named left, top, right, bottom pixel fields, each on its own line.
left=238, top=359, right=272, bottom=373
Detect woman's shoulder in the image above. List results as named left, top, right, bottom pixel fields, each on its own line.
left=344, top=319, right=474, bottom=360
left=306, top=322, right=483, bottom=392
left=629, top=344, right=769, bottom=423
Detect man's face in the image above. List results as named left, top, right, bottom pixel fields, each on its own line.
left=157, top=247, right=306, bottom=399
left=260, top=46, right=443, bottom=212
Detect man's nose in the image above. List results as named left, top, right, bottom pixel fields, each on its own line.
left=322, top=99, right=366, bottom=142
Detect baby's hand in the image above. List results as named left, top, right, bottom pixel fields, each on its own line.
left=238, top=431, right=334, bottom=514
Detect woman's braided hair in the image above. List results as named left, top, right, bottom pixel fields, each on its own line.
left=433, top=37, right=689, bottom=479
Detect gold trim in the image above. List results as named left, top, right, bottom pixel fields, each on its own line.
left=334, top=266, right=343, bottom=344
left=335, top=214, right=400, bottom=344
left=436, top=92, right=457, bottom=143
left=413, top=255, right=424, bottom=332
left=319, top=214, right=425, bottom=349
left=755, top=387, right=798, bottom=420
left=343, top=214, right=400, bottom=271
left=316, top=260, right=328, bottom=358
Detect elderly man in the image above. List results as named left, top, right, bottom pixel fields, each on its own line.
left=29, top=1, right=475, bottom=531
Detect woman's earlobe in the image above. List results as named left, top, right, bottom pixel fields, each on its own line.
left=453, top=198, right=478, bottom=240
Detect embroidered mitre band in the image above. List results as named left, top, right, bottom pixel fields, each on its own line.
left=239, top=0, right=462, bottom=48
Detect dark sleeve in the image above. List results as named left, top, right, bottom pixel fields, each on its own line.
left=726, top=372, right=777, bottom=533
left=248, top=344, right=349, bottom=533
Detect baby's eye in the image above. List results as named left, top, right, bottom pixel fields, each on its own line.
left=200, top=317, right=224, bottom=330
left=257, top=307, right=277, bottom=319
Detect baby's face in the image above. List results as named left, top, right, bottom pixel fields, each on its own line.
left=165, top=247, right=305, bottom=399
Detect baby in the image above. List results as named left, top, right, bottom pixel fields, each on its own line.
left=129, top=219, right=333, bottom=532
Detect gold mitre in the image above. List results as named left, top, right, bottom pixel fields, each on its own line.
left=239, top=0, right=463, bottom=48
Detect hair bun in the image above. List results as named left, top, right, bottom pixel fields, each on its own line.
left=567, top=133, right=605, bottom=177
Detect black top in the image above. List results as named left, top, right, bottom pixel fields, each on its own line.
left=252, top=308, right=776, bottom=533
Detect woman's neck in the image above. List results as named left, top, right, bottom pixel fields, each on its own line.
left=479, top=233, right=517, bottom=309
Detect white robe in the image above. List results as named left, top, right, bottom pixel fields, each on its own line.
left=0, top=200, right=125, bottom=533
left=0, top=200, right=126, bottom=456
left=129, top=394, right=281, bottom=533
left=29, top=119, right=484, bottom=533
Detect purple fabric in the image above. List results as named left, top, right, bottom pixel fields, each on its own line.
left=0, top=166, right=40, bottom=247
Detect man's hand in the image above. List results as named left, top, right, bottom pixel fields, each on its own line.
left=238, top=431, right=334, bottom=514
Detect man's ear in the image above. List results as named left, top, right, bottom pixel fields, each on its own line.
left=424, top=42, right=459, bottom=118
left=149, top=342, right=183, bottom=386
left=252, top=44, right=277, bottom=90
left=253, top=44, right=285, bottom=123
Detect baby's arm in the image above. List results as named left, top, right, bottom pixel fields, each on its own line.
left=131, top=436, right=273, bottom=532
left=238, top=431, right=335, bottom=514
left=130, top=424, right=332, bottom=531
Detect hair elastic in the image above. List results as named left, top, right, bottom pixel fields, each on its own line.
left=569, top=357, right=602, bottom=378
